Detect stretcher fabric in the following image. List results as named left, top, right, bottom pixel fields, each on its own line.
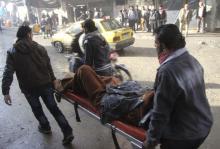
left=64, top=91, right=147, bottom=142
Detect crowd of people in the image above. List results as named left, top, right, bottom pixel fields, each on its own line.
left=118, top=1, right=207, bottom=36
left=76, top=7, right=105, bottom=21
left=40, top=12, right=58, bottom=38
left=118, top=5, right=167, bottom=33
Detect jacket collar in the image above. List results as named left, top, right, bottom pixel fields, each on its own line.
left=158, top=47, right=187, bottom=69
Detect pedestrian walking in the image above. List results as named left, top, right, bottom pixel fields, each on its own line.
left=2, top=26, right=74, bottom=145
left=178, top=4, right=192, bottom=37
left=196, top=1, right=206, bottom=33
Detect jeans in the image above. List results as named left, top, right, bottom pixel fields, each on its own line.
left=160, top=137, right=207, bottom=149
left=23, top=85, right=72, bottom=136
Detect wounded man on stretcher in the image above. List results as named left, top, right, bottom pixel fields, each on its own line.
left=55, top=65, right=154, bottom=137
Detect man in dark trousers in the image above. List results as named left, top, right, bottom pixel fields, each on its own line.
left=143, top=24, right=213, bottom=149
left=2, top=26, right=73, bottom=145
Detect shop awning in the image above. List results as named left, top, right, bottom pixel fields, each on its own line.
left=26, top=0, right=61, bottom=8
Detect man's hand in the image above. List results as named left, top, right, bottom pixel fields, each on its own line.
left=53, top=79, right=63, bottom=92
left=142, top=140, right=156, bottom=149
left=4, top=95, right=12, bottom=105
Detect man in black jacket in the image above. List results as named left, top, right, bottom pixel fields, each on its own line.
left=82, top=19, right=112, bottom=76
left=2, top=26, right=73, bottom=145
left=143, top=24, right=213, bottom=149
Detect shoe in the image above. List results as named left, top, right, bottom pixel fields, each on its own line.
left=62, top=133, right=74, bottom=145
left=38, top=125, right=52, bottom=134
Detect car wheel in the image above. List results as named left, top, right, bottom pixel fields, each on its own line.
left=54, top=42, right=64, bottom=53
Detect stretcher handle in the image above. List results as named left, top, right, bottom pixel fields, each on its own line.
left=74, top=103, right=81, bottom=122
left=111, top=126, right=121, bottom=149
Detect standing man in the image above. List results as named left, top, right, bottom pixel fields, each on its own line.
left=143, top=24, right=213, bottom=149
left=2, top=26, right=74, bottom=145
left=122, top=8, right=128, bottom=27
left=143, top=6, right=150, bottom=32
left=93, top=8, right=99, bottom=19
left=99, top=8, right=104, bottom=18
left=178, top=4, right=192, bottom=37
left=196, top=1, right=206, bottom=33
left=158, top=5, right=167, bottom=26
left=119, top=9, right=125, bottom=26
left=128, top=6, right=137, bottom=32
left=135, top=5, right=142, bottom=31
left=149, top=5, right=159, bottom=34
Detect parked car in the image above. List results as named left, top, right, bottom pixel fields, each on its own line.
left=51, top=18, right=135, bottom=53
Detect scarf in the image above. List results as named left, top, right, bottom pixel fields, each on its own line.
left=158, top=51, right=171, bottom=64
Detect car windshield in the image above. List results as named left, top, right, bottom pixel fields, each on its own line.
left=101, top=19, right=122, bottom=31
left=65, top=23, right=82, bottom=34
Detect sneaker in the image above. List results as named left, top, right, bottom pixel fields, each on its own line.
left=38, top=125, right=52, bottom=134
left=62, top=133, right=74, bottom=145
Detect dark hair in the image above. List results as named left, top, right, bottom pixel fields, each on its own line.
left=154, top=24, right=186, bottom=50
left=16, top=25, right=32, bottom=39
left=82, top=19, right=97, bottom=33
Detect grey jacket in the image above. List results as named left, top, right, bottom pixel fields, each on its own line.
left=147, top=48, right=213, bottom=146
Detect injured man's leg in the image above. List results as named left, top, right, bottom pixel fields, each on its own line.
left=72, top=65, right=121, bottom=107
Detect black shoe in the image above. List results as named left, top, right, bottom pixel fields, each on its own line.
left=62, top=133, right=74, bottom=145
left=38, top=125, right=52, bottom=134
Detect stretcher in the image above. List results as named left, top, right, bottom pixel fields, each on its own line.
left=55, top=90, right=148, bottom=149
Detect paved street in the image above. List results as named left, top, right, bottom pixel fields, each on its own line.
left=0, top=28, right=220, bottom=149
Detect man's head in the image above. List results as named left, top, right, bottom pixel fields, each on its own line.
left=184, top=4, right=189, bottom=10
left=82, top=19, right=97, bottom=34
left=16, top=25, right=33, bottom=40
left=199, top=1, right=204, bottom=7
left=154, top=24, right=186, bottom=55
left=151, top=5, right=155, bottom=10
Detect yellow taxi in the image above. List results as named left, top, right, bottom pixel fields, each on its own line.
left=51, top=18, right=135, bottom=53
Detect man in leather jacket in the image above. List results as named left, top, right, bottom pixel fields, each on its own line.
left=1, top=26, right=73, bottom=145
left=82, top=19, right=112, bottom=76
left=143, top=24, right=213, bottom=149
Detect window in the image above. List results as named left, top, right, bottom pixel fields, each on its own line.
left=101, top=19, right=122, bottom=31
left=66, top=23, right=82, bottom=34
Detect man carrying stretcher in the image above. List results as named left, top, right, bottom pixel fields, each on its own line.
left=56, top=24, right=213, bottom=149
